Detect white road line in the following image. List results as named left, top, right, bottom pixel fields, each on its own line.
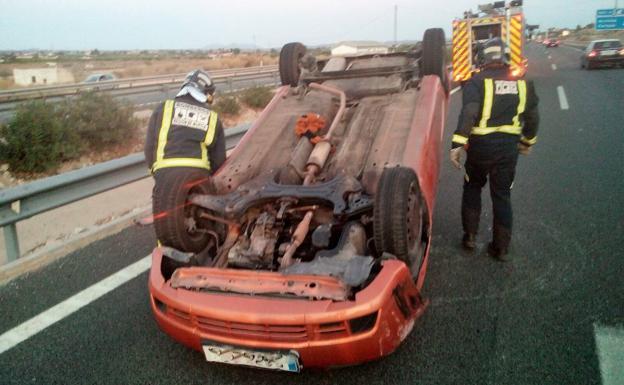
left=594, top=324, right=624, bottom=385
left=450, top=86, right=461, bottom=95
left=551, top=63, right=557, bottom=71
left=557, top=86, right=569, bottom=110
left=0, top=255, right=151, bottom=355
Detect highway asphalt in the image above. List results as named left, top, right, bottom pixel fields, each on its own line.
left=1, top=42, right=623, bottom=384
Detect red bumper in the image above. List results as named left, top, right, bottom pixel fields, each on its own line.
left=148, top=248, right=427, bottom=368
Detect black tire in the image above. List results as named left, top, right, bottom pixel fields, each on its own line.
left=279, top=42, right=306, bottom=86
left=374, top=167, right=426, bottom=277
left=421, top=28, right=448, bottom=92
left=152, top=168, right=214, bottom=253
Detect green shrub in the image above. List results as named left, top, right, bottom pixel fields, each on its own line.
left=0, top=101, right=80, bottom=173
left=58, top=91, right=138, bottom=149
left=212, top=96, right=241, bottom=116
left=240, top=86, right=273, bottom=109
left=0, top=92, right=138, bottom=173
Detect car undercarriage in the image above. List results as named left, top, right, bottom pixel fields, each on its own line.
left=148, top=28, right=449, bottom=369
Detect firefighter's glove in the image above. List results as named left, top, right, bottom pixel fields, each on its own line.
left=450, top=147, right=465, bottom=170
left=518, top=143, right=532, bottom=156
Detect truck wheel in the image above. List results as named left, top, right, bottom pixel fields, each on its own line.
left=279, top=42, right=306, bottom=86
left=374, top=167, right=426, bottom=277
left=152, top=169, right=213, bottom=253
left=421, top=28, right=449, bottom=93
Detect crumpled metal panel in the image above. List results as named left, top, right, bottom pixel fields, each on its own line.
left=281, top=255, right=375, bottom=288
left=170, top=267, right=349, bottom=301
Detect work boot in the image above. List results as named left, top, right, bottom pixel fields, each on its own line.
left=489, top=224, right=512, bottom=261
left=487, top=242, right=509, bottom=261
left=462, top=233, right=477, bottom=251
left=462, top=208, right=481, bottom=236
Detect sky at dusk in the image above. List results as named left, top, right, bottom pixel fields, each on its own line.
left=0, top=0, right=619, bottom=50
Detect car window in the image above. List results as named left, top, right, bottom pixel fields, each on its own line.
left=594, top=41, right=622, bottom=49
left=85, top=75, right=99, bottom=82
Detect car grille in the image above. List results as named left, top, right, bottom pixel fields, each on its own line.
left=164, top=304, right=354, bottom=343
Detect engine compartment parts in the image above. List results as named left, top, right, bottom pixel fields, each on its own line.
left=294, top=113, right=327, bottom=144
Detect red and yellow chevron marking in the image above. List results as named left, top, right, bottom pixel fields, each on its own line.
left=452, top=21, right=471, bottom=81
left=508, top=14, right=525, bottom=74
left=470, top=17, right=503, bottom=25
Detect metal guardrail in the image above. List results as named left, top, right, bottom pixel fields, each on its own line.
left=561, top=41, right=588, bottom=50
left=0, top=65, right=278, bottom=103
left=0, top=123, right=250, bottom=263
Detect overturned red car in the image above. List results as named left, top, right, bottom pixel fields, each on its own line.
left=148, top=28, right=449, bottom=372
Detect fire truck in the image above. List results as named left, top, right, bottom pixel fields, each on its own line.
left=452, top=1, right=527, bottom=82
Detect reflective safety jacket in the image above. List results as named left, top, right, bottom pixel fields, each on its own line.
left=452, top=66, right=539, bottom=149
left=144, top=95, right=226, bottom=173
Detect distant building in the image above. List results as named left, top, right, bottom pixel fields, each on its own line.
left=13, top=67, right=74, bottom=86
left=16, top=53, right=35, bottom=60
left=331, top=41, right=389, bottom=57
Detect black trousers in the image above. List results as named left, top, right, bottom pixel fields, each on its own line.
left=462, top=134, right=519, bottom=250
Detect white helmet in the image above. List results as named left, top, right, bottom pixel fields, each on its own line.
left=176, top=69, right=216, bottom=103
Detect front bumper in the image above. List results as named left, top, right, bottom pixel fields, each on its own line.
left=148, top=248, right=427, bottom=368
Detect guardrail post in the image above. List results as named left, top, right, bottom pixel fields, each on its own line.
left=3, top=223, right=20, bottom=262
left=228, top=77, right=234, bottom=93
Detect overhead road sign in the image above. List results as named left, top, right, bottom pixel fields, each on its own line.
left=595, top=8, right=624, bottom=30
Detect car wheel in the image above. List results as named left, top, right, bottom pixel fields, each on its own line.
left=152, top=169, right=214, bottom=253
left=279, top=42, right=306, bottom=87
left=421, top=28, right=449, bottom=93
left=374, top=167, right=426, bottom=278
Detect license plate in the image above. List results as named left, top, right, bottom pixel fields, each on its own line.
left=202, top=342, right=301, bottom=372
left=601, top=50, right=617, bottom=56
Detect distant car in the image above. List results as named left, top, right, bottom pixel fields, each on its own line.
left=545, top=39, right=559, bottom=47
left=82, top=73, right=117, bottom=91
left=83, top=73, right=116, bottom=83
left=581, top=39, right=624, bottom=70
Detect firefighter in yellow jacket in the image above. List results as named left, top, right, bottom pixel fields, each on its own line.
left=450, top=38, right=539, bottom=260
left=144, top=69, right=226, bottom=252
